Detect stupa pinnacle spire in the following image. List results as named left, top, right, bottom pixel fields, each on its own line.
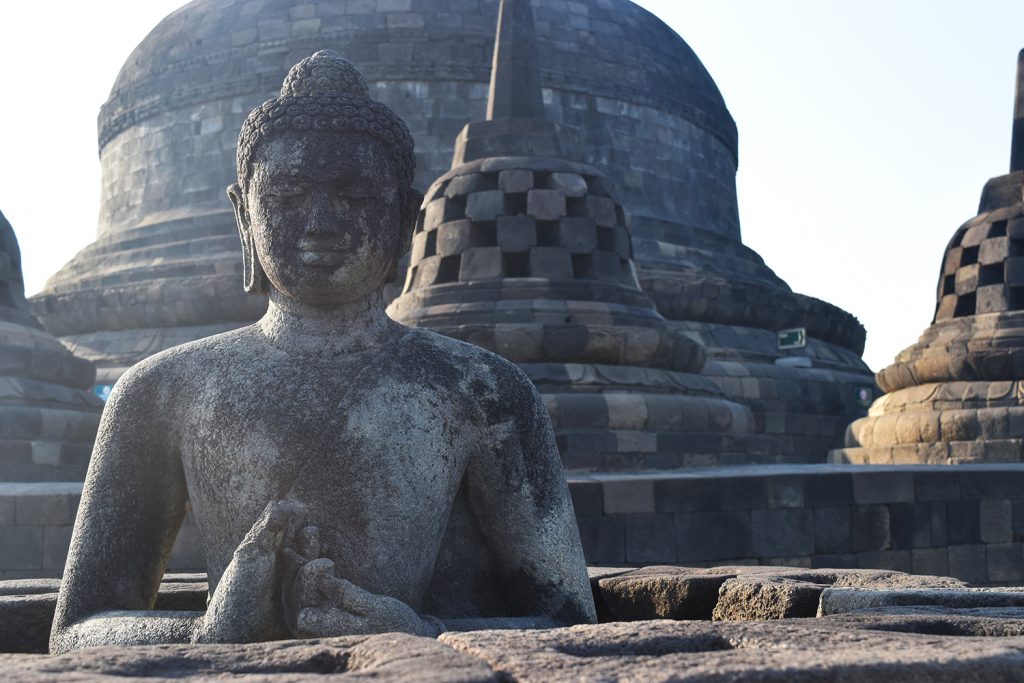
left=1011, top=48, right=1023, bottom=172
left=486, top=0, right=545, bottom=121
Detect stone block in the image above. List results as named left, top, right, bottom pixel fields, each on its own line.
left=556, top=218, right=598, bottom=253
left=948, top=544, right=989, bottom=583
left=977, top=284, right=1011, bottom=313
left=604, top=394, right=647, bottom=430
left=0, top=527, right=42, bottom=571
left=547, top=172, right=587, bottom=197
left=568, top=481, right=603, bottom=516
left=751, top=508, right=814, bottom=557
left=435, top=220, right=472, bottom=256
left=626, top=514, right=676, bottom=564
left=803, top=473, right=854, bottom=507
left=528, top=247, right=573, bottom=279
left=946, top=500, right=981, bottom=544
left=675, top=510, right=751, bottom=562
left=42, top=526, right=72, bottom=571
left=586, top=195, right=617, bottom=227
left=592, top=250, right=621, bottom=282
left=913, top=472, right=959, bottom=501
left=814, top=507, right=851, bottom=555
left=498, top=169, right=533, bottom=194
left=954, top=263, right=980, bottom=294
left=987, top=543, right=1024, bottom=583
left=444, top=173, right=490, bottom=198
left=458, top=248, right=503, bottom=281
left=576, top=516, right=625, bottom=564
left=855, top=550, right=912, bottom=572
left=980, top=499, right=1013, bottom=543
left=889, top=503, right=931, bottom=549
left=654, top=478, right=719, bottom=513
left=465, top=190, right=506, bottom=221
left=851, top=506, right=890, bottom=552
left=911, top=548, right=949, bottom=577
left=496, top=216, right=536, bottom=252
left=1005, top=257, right=1024, bottom=286
left=603, top=480, right=654, bottom=515
left=527, top=189, right=566, bottom=221
left=851, top=472, right=914, bottom=504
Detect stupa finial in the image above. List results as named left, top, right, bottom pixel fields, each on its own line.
left=486, top=0, right=545, bottom=121
left=1011, top=48, right=1023, bottom=172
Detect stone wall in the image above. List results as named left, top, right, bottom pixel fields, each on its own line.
left=571, top=464, right=1024, bottom=585
left=7, top=466, right=1024, bottom=586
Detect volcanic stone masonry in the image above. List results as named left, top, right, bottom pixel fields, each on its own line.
left=28, top=0, right=874, bottom=464
left=388, top=0, right=775, bottom=470
left=835, top=49, right=1024, bottom=465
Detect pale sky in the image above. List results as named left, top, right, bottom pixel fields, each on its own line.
left=0, top=1, right=1021, bottom=372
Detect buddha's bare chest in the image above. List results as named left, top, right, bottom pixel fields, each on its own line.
left=176, top=365, right=470, bottom=590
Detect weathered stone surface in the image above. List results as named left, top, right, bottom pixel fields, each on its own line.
left=826, top=605, right=1024, bottom=637
left=714, top=569, right=966, bottom=621
left=595, top=565, right=967, bottom=623
left=821, top=587, right=1024, bottom=616
left=2, top=633, right=496, bottom=681
left=441, top=620, right=1024, bottom=682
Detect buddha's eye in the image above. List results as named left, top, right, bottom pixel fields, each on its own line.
left=266, top=185, right=307, bottom=205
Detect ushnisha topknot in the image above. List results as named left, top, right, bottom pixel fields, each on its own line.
left=235, top=50, right=415, bottom=192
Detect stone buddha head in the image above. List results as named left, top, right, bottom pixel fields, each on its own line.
left=228, top=50, right=418, bottom=306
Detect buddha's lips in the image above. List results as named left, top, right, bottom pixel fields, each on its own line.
left=297, top=246, right=351, bottom=267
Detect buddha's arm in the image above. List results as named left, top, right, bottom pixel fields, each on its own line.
left=461, top=377, right=598, bottom=628
left=49, top=363, right=197, bottom=652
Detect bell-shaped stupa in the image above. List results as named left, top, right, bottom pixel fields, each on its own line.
left=389, top=0, right=776, bottom=471
left=835, top=50, right=1024, bottom=464
left=0, top=211, right=101, bottom=482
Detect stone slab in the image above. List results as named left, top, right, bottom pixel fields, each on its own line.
left=820, top=587, right=1024, bottom=616
left=441, top=619, right=1024, bottom=682
left=1, top=633, right=496, bottom=681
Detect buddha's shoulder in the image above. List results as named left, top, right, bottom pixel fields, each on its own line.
left=114, top=326, right=261, bottom=389
left=393, top=326, right=538, bottom=401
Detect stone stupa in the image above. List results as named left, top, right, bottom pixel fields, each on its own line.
left=835, top=49, right=1024, bottom=464
left=0, top=211, right=101, bottom=483
left=388, top=0, right=775, bottom=471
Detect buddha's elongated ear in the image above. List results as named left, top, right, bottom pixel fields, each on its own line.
left=227, top=184, right=268, bottom=295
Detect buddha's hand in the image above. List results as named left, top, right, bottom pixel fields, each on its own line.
left=195, top=499, right=308, bottom=643
left=281, top=533, right=444, bottom=639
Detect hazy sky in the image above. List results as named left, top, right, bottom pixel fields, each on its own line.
left=0, top=1, right=1021, bottom=372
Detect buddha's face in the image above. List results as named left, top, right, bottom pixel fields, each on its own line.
left=234, top=130, right=401, bottom=306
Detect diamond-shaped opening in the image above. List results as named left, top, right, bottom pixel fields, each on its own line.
left=436, top=255, right=461, bottom=284
left=505, top=192, right=527, bottom=216
left=979, top=263, right=1004, bottom=286
left=572, top=253, right=595, bottom=279
left=596, top=227, right=615, bottom=251
left=471, top=222, right=497, bottom=247
left=566, top=196, right=588, bottom=218
left=960, top=246, right=979, bottom=266
left=504, top=251, right=529, bottom=278
left=1010, top=287, right=1024, bottom=311
left=954, top=291, right=976, bottom=317
left=615, top=205, right=627, bottom=226
left=950, top=228, right=966, bottom=248
left=990, top=220, right=1008, bottom=237
left=942, top=275, right=956, bottom=296
left=414, top=212, right=425, bottom=233
left=424, top=230, right=438, bottom=258
left=536, top=221, right=559, bottom=247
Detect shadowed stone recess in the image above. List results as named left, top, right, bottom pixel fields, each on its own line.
left=835, top=50, right=1024, bottom=465
left=0, top=211, right=101, bottom=483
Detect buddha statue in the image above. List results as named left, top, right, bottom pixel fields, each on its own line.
left=50, top=51, right=595, bottom=653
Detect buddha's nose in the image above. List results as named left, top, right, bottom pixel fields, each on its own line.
left=305, top=191, right=337, bottom=235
